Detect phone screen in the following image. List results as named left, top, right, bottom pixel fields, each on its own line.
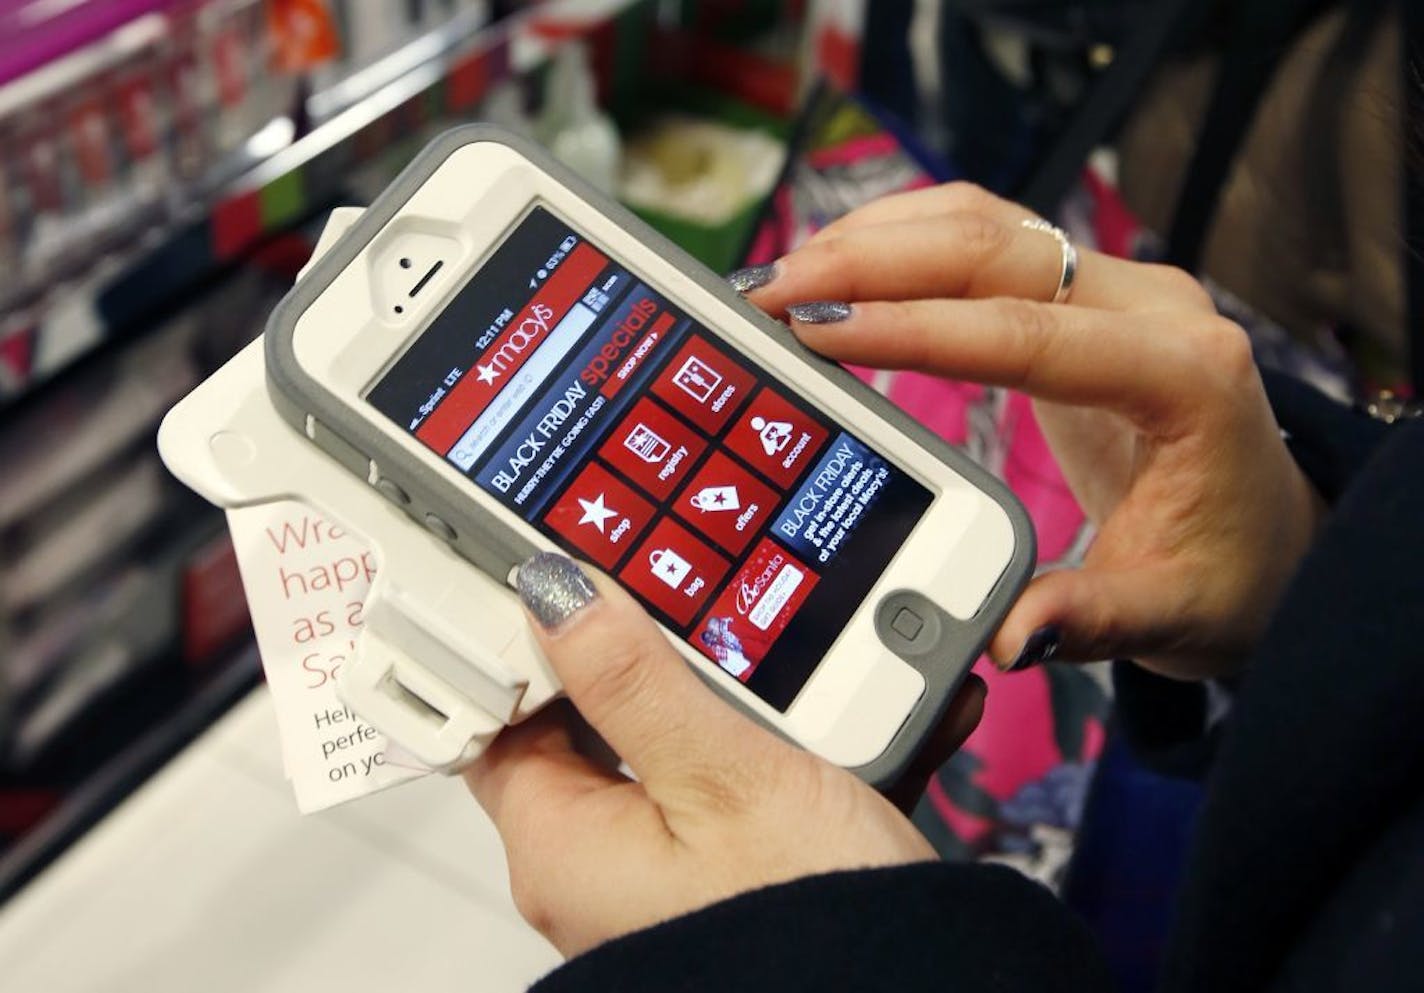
left=368, top=207, right=932, bottom=711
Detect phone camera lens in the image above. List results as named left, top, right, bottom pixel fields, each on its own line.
left=394, top=305, right=405, bottom=315
left=399, top=257, right=413, bottom=269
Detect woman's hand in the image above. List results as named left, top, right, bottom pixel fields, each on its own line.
left=465, top=554, right=985, bottom=958
left=735, top=183, right=1325, bottom=680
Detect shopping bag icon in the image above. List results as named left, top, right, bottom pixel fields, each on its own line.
left=648, top=548, right=693, bottom=589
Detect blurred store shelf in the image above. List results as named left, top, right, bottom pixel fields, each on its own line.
left=0, top=0, right=505, bottom=409
left=0, top=0, right=827, bottom=905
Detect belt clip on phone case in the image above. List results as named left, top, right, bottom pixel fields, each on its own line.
left=159, top=207, right=562, bottom=774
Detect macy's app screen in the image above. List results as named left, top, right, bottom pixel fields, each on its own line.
left=368, top=207, right=932, bottom=711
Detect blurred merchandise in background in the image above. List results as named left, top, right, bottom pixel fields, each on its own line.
left=537, top=39, right=621, bottom=192
left=0, top=0, right=861, bottom=898
left=1, top=0, right=294, bottom=326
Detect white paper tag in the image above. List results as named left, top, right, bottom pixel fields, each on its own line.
left=226, top=501, right=429, bottom=812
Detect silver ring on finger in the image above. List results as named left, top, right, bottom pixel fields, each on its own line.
left=1020, top=218, right=1078, bottom=304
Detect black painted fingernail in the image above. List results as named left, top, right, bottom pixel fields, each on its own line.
left=516, top=553, right=598, bottom=629
left=1004, top=626, right=1060, bottom=672
left=726, top=263, right=779, bottom=294
left=786, top=301, right=853, bottom=324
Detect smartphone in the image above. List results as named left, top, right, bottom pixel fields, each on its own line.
left=265, top=126, right=1033, bottom=784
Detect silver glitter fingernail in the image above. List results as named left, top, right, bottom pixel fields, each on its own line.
left=786, top=301, right=853, bottom=324
left=726, top=263, right=779, bottom=294
left=516, top=553, right=598, bottom=629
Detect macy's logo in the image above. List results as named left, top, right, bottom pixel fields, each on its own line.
left=475, top=303, right=556, bottom=385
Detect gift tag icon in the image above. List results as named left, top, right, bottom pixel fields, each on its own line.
left=688, top=485, right=740, bottom=513
left=648, top=547, right=693, bottom=589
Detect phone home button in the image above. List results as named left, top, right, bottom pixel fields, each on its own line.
left=891, top=607, right=924, bottom=642
left=874, top=591, right=944, bottom=659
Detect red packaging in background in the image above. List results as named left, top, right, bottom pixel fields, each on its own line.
left=113, top=57, right=164, bottom=167
left=267, top=0, right=341, bottom=73
left=181, top=532, right=249, bottom=666
left=66, top=87, right=117, bottom=193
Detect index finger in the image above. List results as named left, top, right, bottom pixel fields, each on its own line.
left=804, top=182, right=1034, bottom=246
left=775, top=182, right=1213, bottom=315
left=787, top=296, right=1193, bottom=423
left=752, top=214, right=1164, bottom=315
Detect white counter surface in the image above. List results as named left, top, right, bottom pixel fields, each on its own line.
left=0, top=691, right=560, bottom=992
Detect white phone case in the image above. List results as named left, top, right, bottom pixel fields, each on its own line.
left=164, top=128, right=1037, bottom=786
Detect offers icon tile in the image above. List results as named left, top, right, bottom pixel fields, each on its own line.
left=543, top=463, right=654, bottom=569
left=620, top=518, right=729, bottom=626
left=650, top=334, right=755, bottom=434
left=673, top=451, right=780, bottom=555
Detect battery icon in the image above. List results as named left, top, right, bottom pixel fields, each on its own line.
left=560, top=235, right=577, bottom=252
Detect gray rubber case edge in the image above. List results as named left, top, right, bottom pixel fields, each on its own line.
left=264, top=124, right=1036, bottom=789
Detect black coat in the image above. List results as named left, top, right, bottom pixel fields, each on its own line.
left=533, top=372, right=1424, bottom=992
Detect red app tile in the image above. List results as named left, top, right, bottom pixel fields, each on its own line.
left=691, top=539, right=820, bottom=683
left=599, top=397, right=707, bottom=501
left=724, top=387, right=830, bottom=489
left=650, top=334, right=756, bottom=434
left=673, top=451, right=781, bottom=555
left=544, top=463, right=654, bottom=569
left=620, top=518, right=729, bottom=626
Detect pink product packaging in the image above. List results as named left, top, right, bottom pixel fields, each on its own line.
left=0, top=0, right=173, bottom=88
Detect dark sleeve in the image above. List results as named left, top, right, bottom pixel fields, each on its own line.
left=533, top=863, right=1113, bottom=993
left=1112, top=367, right=1392, bottom=777
left=1257, top=368, right=1391, bottom=501
left=1110, top=662, right=1222, bottom=779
